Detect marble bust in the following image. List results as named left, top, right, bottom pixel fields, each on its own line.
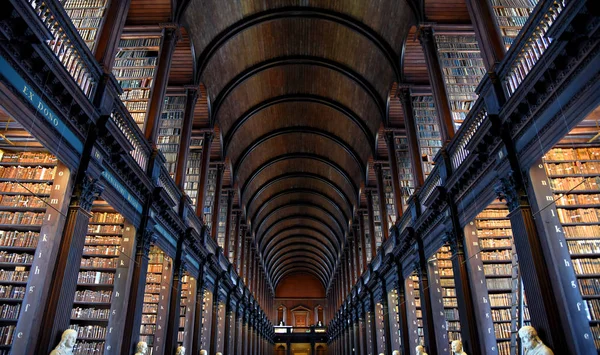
left=175, top=345, right=185, bottom=355
left=50, top=329, right=77, bottom=355
left=199, top=350, right=207, bottom=355
left=451, top=340, right=467, bottom=355
left=392, top=351, right=400, bottom=355
left=416, top=345, right=428, bottom=355
left=134, top=341, right=148, bottom=355
left=518, top=326, right=554, bottom=355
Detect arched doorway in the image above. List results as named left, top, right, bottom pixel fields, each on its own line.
left=316, top=345, right=325, bottom=355
left=276, top=345, right=286, bottom=355
left=290, top=305, right=312, bottom=327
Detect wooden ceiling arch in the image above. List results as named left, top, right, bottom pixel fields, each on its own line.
left=181, top=0, right=414, bottom=289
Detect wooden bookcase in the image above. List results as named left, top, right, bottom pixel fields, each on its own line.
left=434, top=33, right=486, bottom=129
left=70, top=208, right=135, bottom=354
left=141, top=246, right=172, bottom=355
left=464, top=203, right=529, bottom=355
left=157, top=94, right=186, bottom=178
left=382, top=167, right=398, bottom=229
left=113, top=35, right=161, bottom=131
left=428, top=245, right=461, bottom=352
left=534, top=147, right=600, bottom=351
left=216, top=193, right=228, bottom=249
left=0, top=151, right=60, bottom=354
left=178, top=272, right=196, bottom=351
left=362, top=213, right=372, bottom=264
left=227, top=213, right=236, bottom=264
left=370, top=192, right=384, bottom=249
left=393, top=134, right=415, bottom=211
left=405, top=272, right=424, bottom=354
left=202, top=167, right=217, bottom=229
left=60, top=0, right=108, bottom=52
left=489, top=0, right=539, bottom=50
left=183, top=146, right=203, bottom=207
left=412, top=95, right=442, bottom=178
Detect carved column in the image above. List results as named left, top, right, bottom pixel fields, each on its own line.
left=209, top=278, right=222, bottom=355
left=36, top=177, right=103, bottom=353
left=464, top=0, right=505, bottom=71
left=394, top=262, right=410, bottom=355
left=165, top=238, right=187, bottom=354
left=195, top=132, right=213, bottom=215
left=121, top=226, right=157, bottom=354
left=211, top=164, right=225, bottom=239
left=443, top=230, right=482, bottom=355
left=145, top=24, right=181, bottom=143
left=242, top=307, right=250, bottom=355
left=357, top=303, right=367, bottom=355
left=364, top=295, right=377, bottom=355
left=175, top=86, right=200, bottom=190
left=366, top=190, right=378, bottom=258
left=397, top=88, right=425, bottom=187
left=418, top=27, right=455, bottom=142
left=234, top=305, right=244, bottom=355
left=374, top=163, right=390, bottom=240
left=375, top=280, right=392, bottom=355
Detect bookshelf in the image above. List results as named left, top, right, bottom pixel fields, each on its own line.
left=227, top=213, right=236, bottom=264
left=202, top=167, right=217, bottom=230
left=489, top=0, right=539, bottom=50
left=405, top=272, right=425, bottom=354
left=538, top=147, right=600, bottom=351
left=178, top=273, right=196, bottom=351
left=60, top=0, right=108, bottom=52
left=184, top=146, right=203, bottom=207
left=387, top=287, right=402, bottom=351
left=412, top=95, right=442, bottom=178
left=394, top=135, right=415, bottom=210
left=157, top=95, right=186, bottom=178
left=464, top=203, right=529, bottom=355
left=363, top=213, right=372, bottom=264
left=429, top=245, right=461, bottom=351
left=371, top=192, right=384, bottom=249
left=0, top=150, right=58, bottom=354
left=141, top=246, right=172, bottom=355
left=113, top=36, right=161, bottom=131
left=434, top=34, right=486, bottom=129
left=382, top=167, right=398, bottom=228
left=70, top=209, right=135, bottom=355
left=216, top=193, right=228, bottom=249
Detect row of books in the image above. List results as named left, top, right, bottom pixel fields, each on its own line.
left=494, top=15, right=530, bottom=27
left=491, top=309, right=513, bottom=322
left=0, top=152, right=56, bottom=163
left=112, top=68, right=155, bottom=78
left=480, top=238, right=513, bottom=248
left=0, top=285, right=25, bottom=299
left=84, top=236, right=120, bottom=245
left=88, top=224, right=122, bottom=234
left=486, top=278, right=512, bottom=290
left=73, top=341, right=105, bottom=355
left=567, top=240, right=600, bottom=255
left=73, top=290, right=112, bottom=303
left=124, top=101, right=149, bottom=112
left=484, top=264, right=512, bottom=276
left=0, top=252, right=33, bottom=264
left=114, top=57, right=158, bottom=68
left=143, top=303, right=158, bottom=314
left=477, top=219, right=512, bottom=228
left=118, top=38, right=160, bottom=48
left=555, top=193, right=600, bottom=206
left=579, top=278, right=600, bottom=296
left=71, top=307, right=110, bottom=320
left=481, top=250, right=512, bottom=261
left=545, top=148, right=600, bottom=161
left=564, top=225, right=600, bottom=239
left=545, top=161, right=600, bottom=175
left=80, top=257, right=117, bottom=269
left=585, top=298, right=600, bottom=321
left=0, top=195, right=47, bottom=208
left=61, top=0, right=107, bottom=8
left=144, top=294, right=159, bottom=303
left=0, top=268, right=28, bottom=282
left=0, top=182, right=52, bottom=195
left=70, top=324, right=106, bottom=339
left=83, top=245, right=119, bottom=256
left=572, top=258, right=600, bottom=275
left=0, top=304, right=20, bottom=320
left=494, top=322, right=512, bottom=338
left=77, top=271, right=114, bottom=285
left=63, top=8, right=105, bottom=19
left=140, top=325, right=156, bottom=334
left=490, top=0, right=538, bottom=7
left=119, top=79, right=153, bottom=89
left=0, top=212, right=44, bottom=226
left=69, top=18, right=102, bottom=29
left=90, top=212, right=124, bottom=224
left=0, top=166, right=55, bottom=180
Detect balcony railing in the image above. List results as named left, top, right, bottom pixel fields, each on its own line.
left=111, top=103, right=150, bottom=171
left=449, top=102, right=488, bottom=172
left=27, top=0, right=100, bottom=99
left=501, top=0, right=567, bottom=98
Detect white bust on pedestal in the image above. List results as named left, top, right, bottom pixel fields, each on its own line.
left=175, top=345, right=185, bottom=355
left=134, top=341, right=148, bottom=355
left=518, top=326, right=554, bottom=355
left=451, top=340, right=467, bottom=355
left=199, top=350, right=207, bottom=355
left=416, top=345, right=428, bottom=355
left=392, top=351, right=401, bottom=355
left=49, top=329, right=77, bottom=355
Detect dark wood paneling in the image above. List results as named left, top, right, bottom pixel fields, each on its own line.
left=424, top=0, right=471, bottom=23
left=126, top=0, right=171, bottom=25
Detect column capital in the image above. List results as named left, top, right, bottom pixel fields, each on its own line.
left=494, top=172, right=524, bottom=211
left=73, top=177, right=104, bottom=212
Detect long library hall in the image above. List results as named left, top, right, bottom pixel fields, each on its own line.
left=0, top=0, right=598, bottom=354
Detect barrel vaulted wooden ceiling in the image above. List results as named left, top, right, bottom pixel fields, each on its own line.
left=139, top=0, right=464, bottom=292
